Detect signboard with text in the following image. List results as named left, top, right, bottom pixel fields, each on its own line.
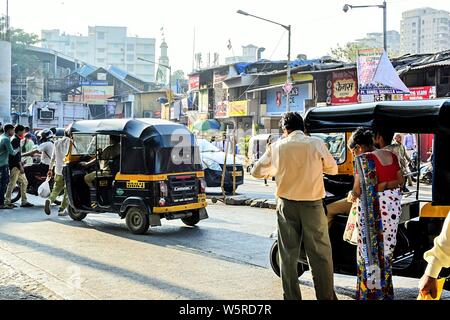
left=392, top=86, right=436, bottom=101
left=227, top=100, right=248, bottom=117
left=68, top=86, right=114, bottom=105
left=332, top=70, right=358, bottom=105
left=189, top=75, right=200, bottom=90
left=357, top=48, right=408, bottom=95
left=266, top=84, right=310, bottom=116
left=214, top=102, right=228, bottom=118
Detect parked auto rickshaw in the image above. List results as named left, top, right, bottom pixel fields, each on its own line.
left=64, top=119, right=208, bottom=235
left=269, top=99, right=450, bottom=288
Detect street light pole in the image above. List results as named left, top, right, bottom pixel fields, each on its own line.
left=286, top=25, right=291, bottom=113
left=6, top=0, right=10, bottom=41
left=237, top=10, right=292, bottom=112
left=343, top=1, right=388, bottom=52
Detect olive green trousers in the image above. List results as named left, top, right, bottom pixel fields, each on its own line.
left=277, top=198, right=337, bottom=300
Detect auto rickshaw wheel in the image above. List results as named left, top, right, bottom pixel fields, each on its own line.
left=182, top=211, right=200, bottom=227
left=270, top=241, right=307, bottom=278
left=125, top=207, right=150, bottom=235
left=68, top=206, right=87, bottom=222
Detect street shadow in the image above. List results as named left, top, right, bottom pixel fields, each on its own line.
left=0, top=231, right=220, bottom=300
left=50, top=216, right=273, bottom=269
left=0, top=285, right=49, bottom=300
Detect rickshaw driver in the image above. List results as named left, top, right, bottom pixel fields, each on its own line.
left=81, top=135, right=121, bottom=188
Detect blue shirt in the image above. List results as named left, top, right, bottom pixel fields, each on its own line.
left=404, top=134, right=416, bottom=150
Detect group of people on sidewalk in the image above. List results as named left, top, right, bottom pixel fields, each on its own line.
left=0, top=124, right=71, bottom=217
left=252, top=112, right=450, bottom=301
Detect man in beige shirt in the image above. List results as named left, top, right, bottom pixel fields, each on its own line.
left=419, top=214, right=450, bottom=298
left=252, top=112, right=338, bottom=300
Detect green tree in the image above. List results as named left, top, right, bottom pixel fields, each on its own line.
left=0, top=17, right=41, bottom=76
left=330, top=43, right=365, bottom=63
left=171, top=70, right=185, bottom=84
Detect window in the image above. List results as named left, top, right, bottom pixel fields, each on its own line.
left=127, top=54, right=134, bottom=61
left=97, top=58, right=105, bottom=63
left=97, top=32, right=105, bottom=40
left=127, top=44, right=135, bottom=51
left=71, top=135, right=96, bottom=155
left=97, top=48, right=105, bottom=53
left=311, top=133, right=347, bottom=165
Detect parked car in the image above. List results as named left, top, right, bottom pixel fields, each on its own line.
left=196, top=139, right=244, bottom=193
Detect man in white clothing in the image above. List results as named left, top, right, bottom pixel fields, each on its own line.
left=45, top=130, right=72, bottom=216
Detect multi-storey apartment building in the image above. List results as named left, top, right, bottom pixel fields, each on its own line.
left=401, top=8, right=450, bottom=55
left=41, top=26, right=156, bottom=82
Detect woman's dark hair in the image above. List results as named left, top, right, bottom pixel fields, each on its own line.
left=280, top=112, right=305, bottom=132
left=349, top=127, right=374, bottom=149
left=374, top=129, right=395, bottom=146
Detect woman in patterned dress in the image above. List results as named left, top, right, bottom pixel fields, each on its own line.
left=348, top=128, right=404, bottom=300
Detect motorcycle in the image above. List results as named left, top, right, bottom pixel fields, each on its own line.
left=11, top=163, right=62, bottom=205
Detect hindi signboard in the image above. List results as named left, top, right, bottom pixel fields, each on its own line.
left=332, top=70, right=358, bottom=105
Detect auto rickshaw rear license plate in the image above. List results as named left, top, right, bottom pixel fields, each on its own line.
left=126, top=181, right=146, bottom=189
left=232, top=171, right=243, bottom=177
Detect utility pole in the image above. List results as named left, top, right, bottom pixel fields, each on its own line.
left=286, top=25, right=292, bottom=113
left=237, top=10, right=292, bottom=113
left=6, top=0, right=9, bottom=41
left=343, top=1, right=388, bottom=52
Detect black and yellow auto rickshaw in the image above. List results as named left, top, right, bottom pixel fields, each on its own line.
left=269, top=99, right=450, bottom=287
left=64, top=119, right=208, bottom=235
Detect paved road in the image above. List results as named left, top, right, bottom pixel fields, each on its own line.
left=209, top=173, right=433, bottom=202
left=0, top=194, right=446, bottom=300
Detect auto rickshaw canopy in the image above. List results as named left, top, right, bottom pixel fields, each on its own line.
left=69, top=118, right=193, bottom=141
left=305, top=99, right=450, bottom=206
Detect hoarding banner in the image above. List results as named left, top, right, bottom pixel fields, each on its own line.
left=214, top=102, right=228, bottom=118
left=357, top=48, right=409, bottom=95
left=189, top=75, right=200, bottom=90
left=332, top=70, right=358, bottom=105
left=392, top=86, right=436, bottom=101
left=214, top=70, right=228, bottom=85
left=68, top=86, right=114, bottom=105
left=227, top=100, right=248, bottom=117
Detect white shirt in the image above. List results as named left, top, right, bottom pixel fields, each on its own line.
left=38, top=141, right=55, bottom=166
left=50, top=137, right=71, bottom=176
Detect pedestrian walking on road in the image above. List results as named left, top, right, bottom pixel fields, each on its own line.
left=45, top=129, right=72, bottom=216
left=403, top=133, right=417, bottom=159
left=4, top=125, right=34, bottom=208
left=349, top=128, right=404, bottom=300
left=251, top=112, right=339, bottom=300
left=0, top=124, right=20, bottom=210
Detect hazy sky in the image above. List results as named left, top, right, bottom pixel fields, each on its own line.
left=5, top=0, right=450, bottom=73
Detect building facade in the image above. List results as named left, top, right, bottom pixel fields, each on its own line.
left=401, top=8, right=450, bottom=55
left=225, top=44, right=259, bottom=64
left=41, top=26, right=156, bottom=82
left=353, top=31, right=401, bottom=57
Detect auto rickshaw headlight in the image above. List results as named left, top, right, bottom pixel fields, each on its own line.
left=159, top=181, right=168, bottom=197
